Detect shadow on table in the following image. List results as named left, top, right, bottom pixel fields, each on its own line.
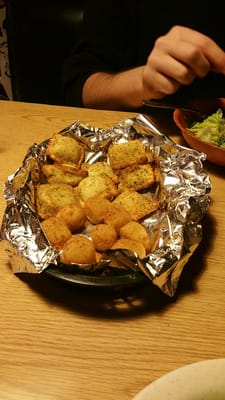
left=19, top=273, right=172, bottom=319
left=142, top=108, right=181, bottom=138
left=176, top=212, right=214, bottom=295
left=17, top=213, right=213, bottom=320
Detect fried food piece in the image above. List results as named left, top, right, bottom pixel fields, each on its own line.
left=41, top=216, right=72, bottom=248
left=103, top=203, right=132, bottom=233
left=46, top=133, right=85, bottom=167
left=73, top=186, right=83, bottom=206
left=118, top=163, right=155, bottom=191
left=60, top=235, right=96, bottom=264
left=84, top=196, right=112, bottom=224
left=111, top=238, right=146, bottom=259
left=113, top=190, right=159, bottom=221
left=56, top=203, right=86, bottom=232
left=41, top=163, right=87, bottom=186
left=77, top=174, right=118, bottom=202
left=154, top=166, right=161, bottom=183
left=120, top=221, right=151, bottom=252
left=108, top=139, right=148, bottom=170
left=91, top=223, right=117, bottom=252
left=36, top=183, right=78, bottom=219
left=83, top=161, right=119, bottom=184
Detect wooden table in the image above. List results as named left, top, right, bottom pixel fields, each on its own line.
left=0, top=100, right=225, bottom=400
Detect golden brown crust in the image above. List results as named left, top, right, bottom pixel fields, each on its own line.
left=46, top=133, right=85, bottom=167
left=77, top=174, right=118, bottom=202
left=118, top=163, right=155, bottom=191
left=113, top=190, right=159, bottom=221
left=91, top=223, right=117, bottom=252
left=103, top=203, right=132, bottom=233
left=41, top=216, right=72, bottom=248
left=56, top=203, right=86, bottom=232
left=120, top=221, right=151, bottom=252
left=82, top=161, right=119, bottom=184
left=42, top=163, right=87, bottom=186
left=84, top=196, right=112, bottom=225
left=108, top=139, right=148, bottom=170
left=36, top=183, right=78, bottom=219
left=60, top=235, right=96, bottom=264
left=111, top=238, right=146, bottom=259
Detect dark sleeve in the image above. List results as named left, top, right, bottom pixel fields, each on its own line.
left=62, top=0, right=137, bottom=107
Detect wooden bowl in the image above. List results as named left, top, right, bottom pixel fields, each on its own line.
left=173, top=98, right=225, bottom=167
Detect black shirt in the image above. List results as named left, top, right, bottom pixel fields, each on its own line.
left=62, top=0, right=225, bottom=108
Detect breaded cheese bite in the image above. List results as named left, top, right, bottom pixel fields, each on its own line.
left=111, top=238, right=146, bottom=259
left=60, top=235, right=96, bottom=265
left=91, top=223, right=117, bottom=252
left=120, top=221, right=151, bottom=252
left=103, top=203, right=132, bottom=233
left=56, top=203, right=86, bottom=232
left=41, top=216, right=72, bottom=248
left=84, top=196, right=112, bottom=225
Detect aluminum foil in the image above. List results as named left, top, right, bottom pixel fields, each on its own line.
left=0, top=114, right=211, bottom=296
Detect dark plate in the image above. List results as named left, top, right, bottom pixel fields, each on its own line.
left=46, top=266, right=147, bottom=288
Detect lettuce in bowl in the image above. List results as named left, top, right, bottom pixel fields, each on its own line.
left=189, top=108, right=225, bottom=148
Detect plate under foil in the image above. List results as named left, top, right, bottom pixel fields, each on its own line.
left=0, top=114, right=211, bottom=296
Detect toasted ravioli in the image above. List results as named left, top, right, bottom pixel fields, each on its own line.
left=108, top=139, right=148, bottom=170
left=42, top=163, right=87, bottom=186
left=120, top=221, right=151, bottom=252
left=83, top=161, right=119, bottom=183
left=84, top=196, right=112, bottom=224
left=41, top=216, right=72, bottom=247
left=60, top=235, right=96, bottom=264
left=91, top=223, right=117, bottom=252
left=118, top=163, right=155, bottom=191
left=56, top=203, right=86, bottom=232
left=36, top=183, right=78, bottom=219
left=111, top=238, right=146, bottom=259
left=113, top=190, right=159, bottom=221
left=77, top=174, right=118, bottom=202
left=46, top=133, right=84, bottom=167
left=73, top=186, right=83, bottom=206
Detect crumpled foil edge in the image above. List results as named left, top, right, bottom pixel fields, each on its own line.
left=0, top=114, right=211, bottom=296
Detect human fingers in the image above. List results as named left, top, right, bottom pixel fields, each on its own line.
left=167, top=26, right=225, bottom=75
left=142, top=25, right=225, bottom=100
left=151, top=30, right=211, bottom=81
left=142, top=61, right=181, bottom=100
left=142, top=38, right=199, bottom=99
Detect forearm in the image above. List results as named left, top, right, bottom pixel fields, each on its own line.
left=82, top=67, right=146, bottom=110
left=82, top=26, right=225, bottom=111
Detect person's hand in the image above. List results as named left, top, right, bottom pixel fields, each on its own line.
left=82, top=25, right=225, bottom=110
left=142, top=25, right=225, bottom=101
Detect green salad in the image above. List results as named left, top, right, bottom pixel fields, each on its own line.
left=189, top=108, right=225, bottom=148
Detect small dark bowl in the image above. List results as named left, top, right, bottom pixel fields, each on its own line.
left=173, top=98, right=225, bottom=167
